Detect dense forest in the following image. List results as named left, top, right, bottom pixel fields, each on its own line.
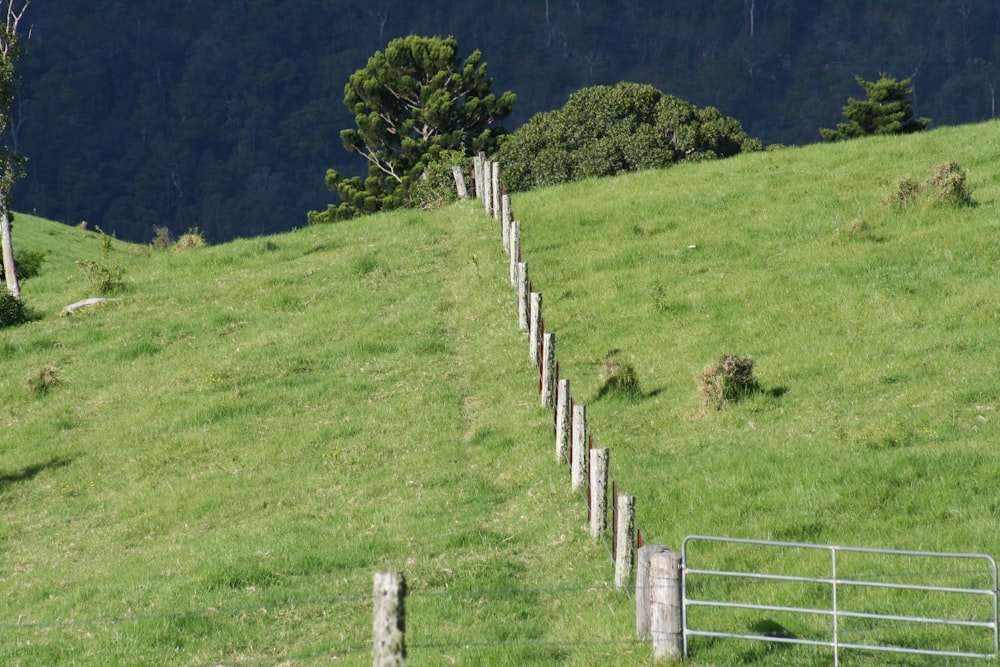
left=13, top=1, right=1000, bottom=242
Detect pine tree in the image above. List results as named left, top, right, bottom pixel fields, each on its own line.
left=821, top=74, right=930, bottom=142
left=309, top=35, right=515, bottom=223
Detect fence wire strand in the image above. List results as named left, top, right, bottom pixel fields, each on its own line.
left=1, top=592, right=370, bottom=632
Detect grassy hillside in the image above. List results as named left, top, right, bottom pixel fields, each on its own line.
left=514, top=121, right=1000, bottom=552
left=3, top=120, right=1000, bottom=665
left=1, top=212, right=632, bottom=664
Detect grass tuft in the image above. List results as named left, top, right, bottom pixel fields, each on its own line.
left=696, top=354, right=759, bottom=412
left=25, top=364, right=61, bottom=395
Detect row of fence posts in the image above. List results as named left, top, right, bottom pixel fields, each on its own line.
left=371, top=156, right=683, bottom=666
left=467, top=153, right=639, bottom=590
left=464, top=154, right=685, bottom=661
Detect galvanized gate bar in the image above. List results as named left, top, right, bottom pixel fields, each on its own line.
left=681, top=535, right=999, bottom=665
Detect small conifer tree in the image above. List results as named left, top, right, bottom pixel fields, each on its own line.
left=821, top=74, right=930, bottom=142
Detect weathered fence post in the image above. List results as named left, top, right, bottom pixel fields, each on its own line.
left=555, top=378, right=571, bottom=463
left=589, top=447, right=609, bottom=538
left=571, top=404, right=587, bottom=491
left=474, top=152, right=485, bottom=201
left=649, top=548, right=683, bottom=660
left=615, top=495, right=636, bottom=590
left=373, top=571, right=406, bottom=666
left=541, top=332, right=555, bottom=408
left=491, top=162, right=501, bottom=221
left=517, top=262, right=529, bottom=331
left=529, top=292, right=542, bottom=366
left=508, top=219, right=521, bottom=287
left=636, top=544, right=671, bottom=641
left=501, top=194, right=512, bottom=254
left=483, top=159, right=493, bottom=216
left=452, top=165, right=468, bottom=198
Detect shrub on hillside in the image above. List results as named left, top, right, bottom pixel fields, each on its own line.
left=405, top=148, right=471, bottom=210
left=173, top=228, right=208, bottom=251
left=698, top=354, right=758, bottom=411
left=927, top=161, right=974, bottom=207
left=77, top=259, right=127, bottom=294
left=887, top=161, right=974, bottom=209
left=152, top=225, right=174, bottom=248
left=0, top=289, right=27, bottom=327
left=498, top=82, right=761, bottom=192
left=1, top=248, right=46, bottom=281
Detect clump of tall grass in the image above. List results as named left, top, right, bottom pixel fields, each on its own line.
left=25, top=364, right=61, bottom=395
left=173, top=227, right=208, bottom=251
left=832, top=218, right=869, bottom=243
left=697, top=354, right=758, bottom=412
left=595, top=349, right=642, bottom=400
left=886, top=160, right=974, bottom=209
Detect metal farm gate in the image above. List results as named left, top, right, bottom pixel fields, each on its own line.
left=682, top=535, right=998, bottom=665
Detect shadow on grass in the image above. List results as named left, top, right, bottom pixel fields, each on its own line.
left=764, top=386, right=789, bottom=398
left=0, top=456, right=73, bottom=494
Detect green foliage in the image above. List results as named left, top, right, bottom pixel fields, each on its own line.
left=821, top=74, right=931, bottom=141
left=151, top=225, right=173, bottom=249
left=0, top=247, right=45, bottom=281
left=0, top=287, right=25, bottom=326
left=498, top=82, right=760, bottom=192
left=311, top=35, right=515, bottom=222
left=405, top=148, right=472, bottom=210
left=76, top=259, right=126, bottom=294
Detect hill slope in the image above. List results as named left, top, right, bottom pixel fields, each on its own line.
left=3, top=120, right=1000, bottom=665
left=513, top=121, right=1000, bottom=555
left=1, top=210, right=629, bottom=664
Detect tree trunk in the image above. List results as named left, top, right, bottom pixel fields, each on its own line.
left=1, top=204, right=18, bottom=300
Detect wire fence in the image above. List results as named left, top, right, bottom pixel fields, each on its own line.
left=2, top=583, right=642, bottom=666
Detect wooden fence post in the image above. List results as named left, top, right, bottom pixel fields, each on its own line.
left=615, top=495, right=635, bottom=591
left=650, top=548, right=683, bottom=660
left=502, top=194, right=512, bottom=254
left=483, top=160, right=493, bottom=216
left=508, top=219, right=520, bottom=286
left=541, top=332, right=555, bottom=408
left=373, top=571, right=406, bottom=666
left=452, top=165, right=468, bottom=198
left=491, top=162, right=501, bottom=221
left=474, top=152, right=485, bottom=201
left=529, top=292, right=542, bottom=366
left=571, top=403, right=587, bottom=491
left=517, top=262, right=529, bottom=331
left=555, top=378, right=571, bottom=463
left=636, top=544, right=671, bottom=641
left=589, top=447, right=609, bottom=538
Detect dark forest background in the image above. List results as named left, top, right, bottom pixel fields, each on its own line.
left=13, top=1, right=1000, bottom=242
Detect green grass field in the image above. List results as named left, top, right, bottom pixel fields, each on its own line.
left=3, top=120, right=1000, bottom=665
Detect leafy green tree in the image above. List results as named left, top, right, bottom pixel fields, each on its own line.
left=820, top=74, right=931, bottom=141
left=0, top=0, right=27, bottom=301
left=309, top=35, right=516, bottom=223
left=498, top=82, right=762, bottom=192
